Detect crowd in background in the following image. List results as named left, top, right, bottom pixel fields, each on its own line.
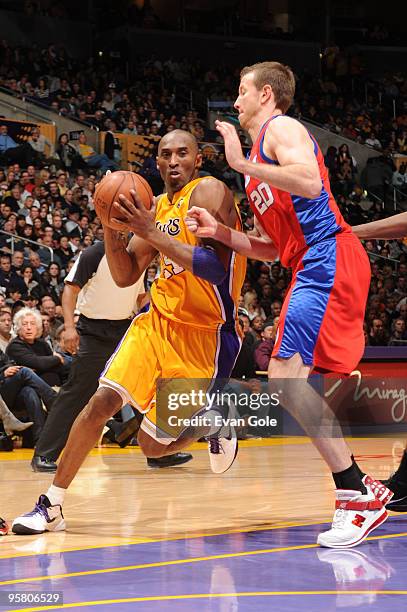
left=0, top=136, right=406, bottom=366
left=0, top=41, right=406, bottom=153
left=0, top=40, right=407, bottom=446
left=0, top=41, right=406, bottom=367
left=0, top=44, right=406, bottom=187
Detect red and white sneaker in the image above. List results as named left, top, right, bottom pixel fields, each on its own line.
left=317, top=547, right=393, bottom=606
left=317, top=485, right=388, bottom=549
left=0, top=517, right=9, bottom=536
left=362, top=475, right=393, bottom=505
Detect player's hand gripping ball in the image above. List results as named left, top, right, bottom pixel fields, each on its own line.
left=94, top=171, right=153, bottom=230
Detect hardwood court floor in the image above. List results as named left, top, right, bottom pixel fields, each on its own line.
left=0, top=437, right=406, bottom=611
left=0, top=437, right=405, bottom=556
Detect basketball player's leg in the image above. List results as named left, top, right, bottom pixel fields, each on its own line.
left=273, top=235, right=376, bottom=473
left=272, top=240, right=391, bottom=547
left=11, top=386, right=123, bottom=535
left=268, top=353, right=353, bottom=473
left=137, top=323, right=241, bottom=471
left=137, top=421, right=209, bottom=458
left=52, top=387, right=122, bottom=489
left=11, top=315, right=154, bottom=535
left=136, top=390, right=222, bottom=458
left=137, top=404, right=236, bottom=474
left=268, top=353, right=391, bottom=548
left=269, top=355, right=365, bottom=494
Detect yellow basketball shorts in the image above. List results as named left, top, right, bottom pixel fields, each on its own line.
left=99, top=306, right=241, bottom=443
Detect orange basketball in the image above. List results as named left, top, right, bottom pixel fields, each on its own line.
left=94, top=171, right=153, bottom=229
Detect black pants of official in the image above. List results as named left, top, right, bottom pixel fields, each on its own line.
left=34, top=315, right=131, bottom=461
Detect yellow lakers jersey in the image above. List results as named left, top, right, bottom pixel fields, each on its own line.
left=150, top=177, right=246, bottom=330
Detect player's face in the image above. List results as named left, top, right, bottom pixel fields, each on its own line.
left=234, top=73, right=262, bottom=130
left=157, top=136, right=202, bottom=193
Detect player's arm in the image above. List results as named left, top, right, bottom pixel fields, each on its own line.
left=186, top=208, right=278, bottom=261
left=216, top=118, right=321, bottom=199
left=104, top=227, right=158, bottom=288
left=112, top=179, right=234, bottom=284
left=352, top=213, right=407, bottom=240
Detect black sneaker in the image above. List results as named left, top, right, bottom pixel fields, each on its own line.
left=382, top=475, right=407, bottom=512
left=381, top=451, right=407, bottom=511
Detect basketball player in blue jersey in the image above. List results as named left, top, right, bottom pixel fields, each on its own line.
left=187, top=61, right=393, bottom=548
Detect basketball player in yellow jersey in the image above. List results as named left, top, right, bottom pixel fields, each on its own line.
left=12, top=130, right=248, bottom=535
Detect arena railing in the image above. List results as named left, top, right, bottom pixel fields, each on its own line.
left=392, top=185, right=407, bottom=210
left=364, top=187, right=405, bottom=213
left=0, top=86, right=99, bottom=132
left=0, top=229, right=54, bottom=261
left=364, top=189, right=386, bottom=210
left=0, top=87, right=56, bottom=126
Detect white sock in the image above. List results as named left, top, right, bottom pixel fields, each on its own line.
left=46, top=484, right=66, bottom=507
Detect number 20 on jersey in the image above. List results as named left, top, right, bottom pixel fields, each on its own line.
left=250, top=182, right=274, bottom=215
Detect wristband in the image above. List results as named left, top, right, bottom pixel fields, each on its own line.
left=192, top=246, right=228, bottom=285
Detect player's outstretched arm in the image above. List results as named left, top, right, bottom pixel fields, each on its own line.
left=104, top=226, right=157, bottom=288
left=216, top=118, right=321, bottom=199
left=186, top=207, right=278, bottom=262
left=352, top=212, right=407, bottom=240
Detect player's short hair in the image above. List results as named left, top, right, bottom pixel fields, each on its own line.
left=240, top=61, right=295, bottom=113
left=158, top=129, right=198, bottom=154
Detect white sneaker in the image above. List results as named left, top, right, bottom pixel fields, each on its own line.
left=317, top=486, right=388, bottom=548
left=12, top=495, right=65, bottom=535
left=208, top=434, right=238, bottom=474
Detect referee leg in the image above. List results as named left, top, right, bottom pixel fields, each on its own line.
left=34, top=332, right=120, bottom=462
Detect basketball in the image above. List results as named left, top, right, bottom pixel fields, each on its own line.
left=94, top=171, right=153, bottom=229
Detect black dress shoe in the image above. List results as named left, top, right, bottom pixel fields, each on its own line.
left=115, top=414, right=143, bottom=448
left=31, top=456, right=57, bottom=473
left=146, top=452, right=193, bottom=468
left=0, top=432, right=13, bottom=452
